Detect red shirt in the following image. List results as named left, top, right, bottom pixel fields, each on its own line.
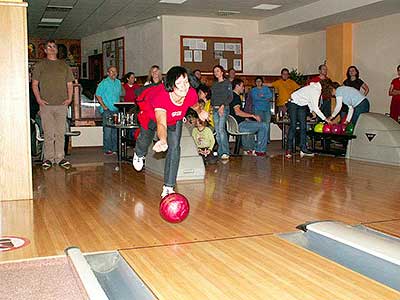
left=306, top=75, right=323, bottom=85
left=391, top=77, right=400, bottom=102
left=151, top=86, right=198, bottom=125
left=123, top=83, right=140, bottom=102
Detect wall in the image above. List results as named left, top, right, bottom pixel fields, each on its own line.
left=161, top=15, right=299, bottom=75
left=125, top=18, right=162, bottom=75
left=80, top=19, right=162, bottom=78
left=353, top=13, right=400, bottom=114
left=81, top=26, right=127, bottom=78
left=297, top=14, right=400, bottom=115
left=298, top=31, right=326, bottom=75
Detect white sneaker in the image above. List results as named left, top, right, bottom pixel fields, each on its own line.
left=221, top=154, right=230, bottom=160
left=243, top=150, right=256, bottom=156
left=132, top=153, right=144, bottom=171
left=161, top=185, right=175, bottom=198
left=300, top=149, right=315, bottom=157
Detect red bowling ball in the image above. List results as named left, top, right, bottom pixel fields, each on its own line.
left=322, top=124, right=332, bottom=133
left=159, top=193, right=190, bottom=223
left=331, top=124, right=342, bottom=135
left=340, top=124, right=347, bottom=135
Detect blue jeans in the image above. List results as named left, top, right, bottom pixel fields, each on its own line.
left=352, top=98, right=370, bottom=124
left=287, top=102, right=308, bottom=151
left=135, top=120, right=182, bottom=188
left=254, top=109, right=271, bottom=143
left=102, top=110, right=117, bottom=152
left=213, top=106, right=230, bottom=156
left=239, top=120, right=268, bottom=152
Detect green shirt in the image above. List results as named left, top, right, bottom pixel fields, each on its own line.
left=32, top=59, right=74, bottom=105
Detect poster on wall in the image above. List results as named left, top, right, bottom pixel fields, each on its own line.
left=102, top=37, right=125, bottom=77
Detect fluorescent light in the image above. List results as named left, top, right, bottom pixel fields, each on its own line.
left=47, top=5, right=74, bottom=9
left=253, top=4, right=281, bottom=10
left=217, top=10, right=240, bottom=16
left=40, top=17, right=63, bottom=23
left=159, top=0, right=187, bottom=3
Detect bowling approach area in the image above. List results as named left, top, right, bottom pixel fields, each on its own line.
left=1, top=152, right=400, bottom=299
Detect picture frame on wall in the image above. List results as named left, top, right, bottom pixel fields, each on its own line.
left=102, top=37, right=125, bottom=78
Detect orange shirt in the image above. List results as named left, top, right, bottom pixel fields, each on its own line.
left=271, top=79, right=300, bottom=106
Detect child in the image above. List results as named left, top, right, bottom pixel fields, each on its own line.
left=192, top=118, right=217, bottom=165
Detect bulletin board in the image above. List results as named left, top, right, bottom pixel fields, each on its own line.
left=180, top=35, right=243, bottom=73
left=102, top=37, right=125, bottom=77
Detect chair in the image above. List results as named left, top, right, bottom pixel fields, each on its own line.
left=31, top=118, right=44, bottom=160
left=64, top=119, right=81, bottom=156
left=226, top=115, right=257, bottom=155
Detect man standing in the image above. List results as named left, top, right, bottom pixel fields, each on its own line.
left=307, top=64, right=331, bottom=118
left=229, top=79, right=268, bottom=156
left=96, top=66, right=122, bottom=155
left=32, top=40, right=74, bottom=170
left=269, top=68, right=300, bottom=117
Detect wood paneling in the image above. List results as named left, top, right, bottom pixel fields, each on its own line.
left=0, top=2, right=32, bottom=201
left=326, top=23, right=353, bottom=82
left=121, top=235, right=400, bottom=300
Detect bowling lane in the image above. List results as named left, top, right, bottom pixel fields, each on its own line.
left=366, top=220, right=400, bottom=238
left=120, top=235, right=400, bottom=300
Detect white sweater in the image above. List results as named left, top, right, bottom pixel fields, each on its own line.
left=290, top=82, right=327, bottom=121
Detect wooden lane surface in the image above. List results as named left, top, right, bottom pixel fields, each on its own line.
left=121, top=235, right=400, bottom=300
left=366, top=220, right=400, bottom=238
left=1, top=155, right=400, bottom=261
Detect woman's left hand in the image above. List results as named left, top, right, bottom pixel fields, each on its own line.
left=153, top=140, right=168, bottom=152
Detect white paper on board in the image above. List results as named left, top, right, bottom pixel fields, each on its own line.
left=220, top=58, right=228, bottom=70
left=233, top=59, right=242, bottom=71
left=184, top=50, right=193, bottom=62
left=214, top=42, right=225, bottom=51
left=194, top=50, right=202, bottom=62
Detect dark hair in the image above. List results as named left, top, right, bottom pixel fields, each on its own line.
left=193, top=69, right=201, bottom=74
left=330, top=81, right=341, bottom=90
left=188, top=70, right=200, bottom=89
left=255, top=76, right=263, bottom=83
left=232, top=78, right=244, bottom=90
left=197, top=84, right=211, bottom=100
left=123, top=72, right=135, bottom=83
left=45, top=39, right=56, bottom=47
left=164, top=66, right=188, bottom=92
left=213, top=65, right=225, bottom=81
left=281, top=68, right=289, bottom=74
left=228, top=68, right=235, bottom=73
left=346, top=65, right=359, bottom=80
left=397, top=65, right=400, bottom=71
left=318, top=64, right=327, bottom=71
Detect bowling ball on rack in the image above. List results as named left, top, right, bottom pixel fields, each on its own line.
left=323, top=124, right=332, bottom=133
left=314, top=122, right=324, bottom=133
left=340, top=124, right=347, bottom=135
left=159, top=193, right=190, bottom=223
left=331, top=124, right=342, bottom=135
left=346, top=123, right=355, bottom=135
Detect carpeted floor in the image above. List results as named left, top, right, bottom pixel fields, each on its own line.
left=0, top=257, right=87, bottom=300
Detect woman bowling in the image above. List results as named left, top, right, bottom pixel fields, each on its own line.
left=132, top=66, right=208, bottom=198
left=285, top=79, right=333, bottom=158
left=328, top=82, right=370, bottom=125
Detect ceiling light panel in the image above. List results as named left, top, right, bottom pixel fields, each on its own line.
left=159, top=0, right=187, bottom=4
left=40, top=17, right=63, bottom=23
left=253, top=4, right=282, bottom=10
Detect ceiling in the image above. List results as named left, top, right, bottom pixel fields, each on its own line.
left=26, top=0, right=400, bottom=39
